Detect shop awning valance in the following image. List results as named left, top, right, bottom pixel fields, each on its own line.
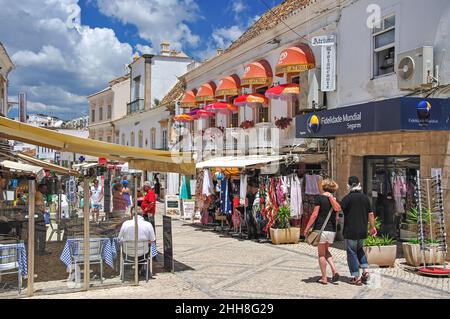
left=196, top=82, right=217, bottom=103
left=196, top=155, right=286, bottom=169
left=180, top=89, right=198, bottom=108
left=0, top=117, right=194, bottom=175
left=215, top=75, right=241, bottom=98
left=0, top=160, right=44, bottom=175
left=234, top=94, right=268, bottom=108
left=275, top=43, right=316, bottom=76
left=241, top=60, right=273, bottom=87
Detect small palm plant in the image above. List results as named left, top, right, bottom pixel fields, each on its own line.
left=275, top=206, right=291, bottom=229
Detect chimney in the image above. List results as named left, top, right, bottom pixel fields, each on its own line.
left=217, top=48, right=224, bottom=56
left=170, top=50, right=178, bottom=57
left=160, top=42, right=170, bottom=55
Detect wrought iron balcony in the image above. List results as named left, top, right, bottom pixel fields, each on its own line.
left=127, top=99, right=145, bottom=115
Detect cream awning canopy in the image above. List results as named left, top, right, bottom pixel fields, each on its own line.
left=17, top=153, right=80, bottom=176
left=0, top=117, right=195, bottom=175
left=196, top=155, right=286, bottom=169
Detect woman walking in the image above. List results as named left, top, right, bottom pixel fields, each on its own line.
left=304, top=179, right=342, bottom=285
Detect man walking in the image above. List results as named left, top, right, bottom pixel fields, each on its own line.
left=90, top=179, right=103, bottom=223
left=141, top=181, right=157, bottom=235
left=340, top=176, right=377, bottom=286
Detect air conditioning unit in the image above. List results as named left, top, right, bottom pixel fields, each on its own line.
left=397, top=46, right=434, bottom=90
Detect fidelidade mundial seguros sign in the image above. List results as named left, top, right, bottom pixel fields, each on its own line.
left=296, top=97, right=450, bottom=138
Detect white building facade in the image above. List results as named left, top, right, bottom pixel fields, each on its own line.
left=0, top=43, right=14, bottom=117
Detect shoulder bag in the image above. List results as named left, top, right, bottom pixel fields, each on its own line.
left=306, top=205, right=334, bottom=247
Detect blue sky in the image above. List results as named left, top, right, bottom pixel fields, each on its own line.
left=0, top=0, right=283, bottom=120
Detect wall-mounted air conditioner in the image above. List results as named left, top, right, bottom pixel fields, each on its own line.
left=397, top=46, right=434, bottom=90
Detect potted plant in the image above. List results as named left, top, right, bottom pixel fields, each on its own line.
left=240, top=120, right=255, bottom=130
left=400, top=208, right=430, bottom=241
left=274, top=117, right=293, bottom=130
left=402, top=239, right=445, bottom=267
left=270, top=206, right=300, bottom=245
left=363, top=217, right=397, bottom=267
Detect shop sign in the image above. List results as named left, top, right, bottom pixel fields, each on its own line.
left=241, top=78, right=272, bottom=86
left=296, top=97, right=450, bottom=138
left=311, top=35, right=336, bottom=46
left=98, top=157, right=107, bottom=166
left=321, top=44, right=336, bottom=92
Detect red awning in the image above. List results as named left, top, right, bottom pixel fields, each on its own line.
left=234, top=94, right=268, bottom=108
left=180, top=89, right=198, bottom=108
left=216, top=75, right=241, bottom=98
left=276, top=43, right=316, bottom=76
left=241, top=60, right=273, bottom=87
left=265, top=83, right=300, bottom=101
left=196, top=82, right=217, bottom=103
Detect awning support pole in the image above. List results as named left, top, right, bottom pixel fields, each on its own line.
left=83, top=179, right=90, bottom=291
left=27, top=180, right=35, bottom=297
left=134, top=174, right=139, bottom=286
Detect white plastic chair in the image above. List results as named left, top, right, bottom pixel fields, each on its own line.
left=0, top=245, right=22, bottom=294
left=120, top=241, right=152, bottom=283
left=69, top=238, right=104, bottom=283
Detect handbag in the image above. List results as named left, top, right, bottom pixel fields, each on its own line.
left=306, top=205, right=334, bottom=247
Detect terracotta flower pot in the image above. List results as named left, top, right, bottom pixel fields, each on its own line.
left=363, top=245, right=397, bottom=267
left=402, top=243, right=445, bottom=267
left=270, top=228, right=300, bottom=245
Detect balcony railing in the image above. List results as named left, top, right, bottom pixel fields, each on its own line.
left=127, top=99, right=145, bottom=115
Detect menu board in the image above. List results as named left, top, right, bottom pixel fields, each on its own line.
left=182, top=200, right=196, bottom=220
left=163, top=215, right=174, bottom=272
left=165, top=195, right=180, bottom=216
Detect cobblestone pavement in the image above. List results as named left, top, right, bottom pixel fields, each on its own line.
left=28, top=205, right=450, bottom=299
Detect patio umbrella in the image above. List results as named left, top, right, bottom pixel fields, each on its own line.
left=197, top=109, right=215, bottom=119
left=205, top=102, right=238, bottom=114
left=234, top=94, right=268, bottom=108
left=174, top=114, right=193, bottom=122
left=189, top=108, right=201, bottom=120
left=265, top=83, right=300, bottom=101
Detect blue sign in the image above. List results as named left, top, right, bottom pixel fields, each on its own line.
left=79, top=156, right=86, bottom=163
left=296, top=97, right=450, bottom=138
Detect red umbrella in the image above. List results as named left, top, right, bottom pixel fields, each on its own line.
left=197, top=109, right=215, bottom=119
left=205, top=102, right=238, bottom=114
left=265, top=83, right=300, bottom=101
left=234, top=94, right=268, bottom=108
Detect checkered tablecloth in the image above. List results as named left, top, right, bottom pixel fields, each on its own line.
left=60, top=238, right=114, bottom=269
left=112, top=238, right=158, bottom=258
left=0, top=243, right=27, bottom=276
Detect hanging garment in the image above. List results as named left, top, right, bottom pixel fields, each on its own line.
left=202, top=169, right=215, bottom=197
left=290, top=176, right=303, bottom=218
left=232, top=196, right=241, bottom=229
left=220, top=178, right=232, bottom=215
left=305, top=174, right=321, bottom=195
left=180, top=175, right=192, bottom=200
left=166, top=173, right=180, bottom=196
left=195, top=170, right=205, bottom=214
left=393, top=175, right=407, bottom=213
left=240, top=175, right=247, bottom=205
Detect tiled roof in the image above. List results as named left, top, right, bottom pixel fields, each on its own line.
left=160, top=78, right=186, bottom=113
left=226, top=0, right=314, bottom=53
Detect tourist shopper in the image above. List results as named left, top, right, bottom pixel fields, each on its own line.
left=35, top=183, right=50, bottom=255
left=341, top=176, right=377, bottom=286
left=90, top=179, right=103, bottom=223
left=112, top=183, right=128, bottom=219
left=154, top=175, right=161, bottom=202
left=141, top=181, right=157, bottom=234
left=121, top=180, right=132, bottom=208
left=303, top=179, right=342, bottom=285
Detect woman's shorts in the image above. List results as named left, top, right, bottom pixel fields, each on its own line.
left=319, top=231, right=336, bottom=244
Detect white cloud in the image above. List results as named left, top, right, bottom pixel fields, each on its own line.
left=0, top=0, right=134, bottom=119
left=96, top=0, right=201, bottom=51
left=212, top=25, right=245, bottom=49
left=230, top=0, right=248, bottom=16
left=135, top=44, right=157, bottom=55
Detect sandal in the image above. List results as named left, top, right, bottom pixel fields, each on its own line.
left=332, top=273, right=340, bottom=283
left=361, top=272, right=370, bottom=284
left=349, top=277, right=362, bottom=286
left=317, top=279, right=328, bottom=285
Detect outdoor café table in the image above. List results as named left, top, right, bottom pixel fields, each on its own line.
left=60, top=238, right=115, bottom=270
left=0, top=243, right=27, bottom=277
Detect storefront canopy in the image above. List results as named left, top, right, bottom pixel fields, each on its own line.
left=215, top=75, right=241, bottom=98
left=196, top=155, right=286, bottom=169
left=0, top=117, right=195, bottom=175
left=16, top=153, right=80, bottom=176
left=196, top=82, right=217, bottom=103
left=0, top=160, right=43, bottom=175
left=241, top=60, right=273, bottom=87
left=276, top=43, right=316, bottom=77
left=180, top=89, right=198, bottom=108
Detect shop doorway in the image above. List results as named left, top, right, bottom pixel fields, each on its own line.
left=364, top=156, right=420, bottom=240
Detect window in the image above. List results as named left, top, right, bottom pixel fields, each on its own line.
left=231, top=112, right=239, bottom=128
left=373, top=15, right=396, bottom=77
left=107, top=136, right=112, bottom=143
left=99, top=107, right=103, bottom=121
left=255, top=86, right=269, bottom=123
left=107, top=105, right=112, bottom=119
left=133, top=76, right=141, bottom=101
left=209, top=116, right=216, bottom=128
left=130, top=131, right=135, bottom=147
left=121, top=133, right=125, bottom=145
left=162, top=129, right=168, bottom=150
left=138, top=130, right=144, bottom=148
left=150, top=129, right=156, bottom=149
left=91, top=109, right=95, bottom=123
left=290, top=76, right=302, bottom=116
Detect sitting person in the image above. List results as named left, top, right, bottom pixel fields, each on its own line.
left=118, top=209, right=156, bottom=275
